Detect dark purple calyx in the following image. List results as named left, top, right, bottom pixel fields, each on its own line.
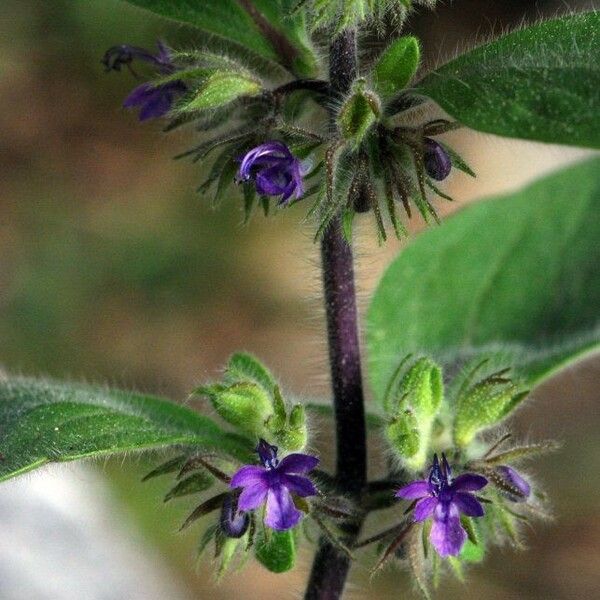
left=220, top=493, right=249, bottom=538
left=256, top=438, right=279, bottom=470
left=102, top=41, right=174, bottom=74
left=496, top=466, right=531, bottom=502
left=423, top=138, right=452, bottom=181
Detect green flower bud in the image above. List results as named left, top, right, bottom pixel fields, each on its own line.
left=265, top=389, right=308, bottom=452
left=385, top=356, right=443, bottom=470
left=255, top=529, right=296, bottom=573
left=200, top=382, right=272, bottom=436
left=338, top=79, right=380, bottom=148
left=453, top=376, right=528, bottom=448
left=184, top=71, right=261, bottom=111
left=386, top=409, right=420, bottom=458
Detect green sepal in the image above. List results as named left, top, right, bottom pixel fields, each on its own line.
left=255, top=529, right=296, bottom=573
left=197, top=524, right=218, bottom=558
left=338, top=80, right=380, bottom=148
left=226, top=352, right=276, bottom=391
left=141, top=455, right=186, bottom=481
left=373, top=36, right=420, bottom=99
left=163, top=471, right=214, bottom=502
left=197, top=382, right=273, bottom=436
left=184, top=72, right=261, bottom=112
left=453, top=373, right=528, bottom=447
left=217, top=537, right=241, bottom=579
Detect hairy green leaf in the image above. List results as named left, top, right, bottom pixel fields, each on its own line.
left=0, top=378, right=253, bottom=482
left=367, top=158, right=600, bottom=404
left=416, top=12, right=600, bottom=148
left=124, top=0, right=317, bottom=76
left=373, top=36, right=420, bottom=99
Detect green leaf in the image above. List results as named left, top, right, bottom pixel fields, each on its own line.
left=416, top=12, right=600, bottom=148
left=184, top=72, right=261, bottom=112
left=255, top=529, right=296, bottom=573
left=0, top=378, right=253, bottom=482
left=373, top=36, right=420, bottom=99
left=124, top=0, right=317, bottom=76
left=367, top=158, right=600, bottom=404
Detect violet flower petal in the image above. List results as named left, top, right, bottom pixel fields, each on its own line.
left=278, top=453, right=319, bottom=474
left=414, top=496, right=438, bottom=522
left=265, top=485, right=302, bottom=531
left=396, top=480, right=429, bottom=499
left=123, top=83, right=153, bottom=107
left=255, top=166, right=291, bottom=196
left=230, top=465, right=266, bottom=488
left=430, top=502, right=467, bottom=557
left=237, top=482, right=269, bottom=512
left=451, top=473, right=488, bottom=492
left=281, top=474, right=318, bottom=498
left=453, top=492, right=485, bottom=517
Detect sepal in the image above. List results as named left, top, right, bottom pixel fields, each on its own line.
left=453, top=367, right=528, bottom=447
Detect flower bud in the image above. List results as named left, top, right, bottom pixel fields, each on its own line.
left=423, top=138, right=452, bottom=181
left=453, top=377, right=528, bottom=448
left=495, top=465, right=531, bottom=502
left=385, top=410, right=420, bottom=458
left=385, top=357, right=443, bottom=470
left=338, top=79, right=380, bottom=148
left=200, top=382, right=273, bottom=436
left=220, top=493, right=249, bottom=538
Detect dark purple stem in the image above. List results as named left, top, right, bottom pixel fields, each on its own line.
left=304, top=29, right=367, bottom=600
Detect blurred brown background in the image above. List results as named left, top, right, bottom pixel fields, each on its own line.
left=0, top=1, right=598, bottom=599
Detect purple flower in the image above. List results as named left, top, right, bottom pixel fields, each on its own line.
left=102, top=40, right=187, bottom=121
left=423, top=138, right=452, bottom=181
left=237, top=141, right=309, bottom=205
left=496, top=465, right=531, bottom=502
left=396, top=454, right=488, bottom=557
left=230, top=439, right=319, bottom=531
left=220, top=493, right=250, bottom=538
left=123, top=80, right=188, bottom=121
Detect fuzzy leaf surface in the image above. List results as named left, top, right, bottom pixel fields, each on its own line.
left=124, top=0, right=316, bottom=75
left=0, top=378, right=253, bottom=482
left=416, top=12, right=600, bottom=148
left=367, top=158, right=600, bottom=404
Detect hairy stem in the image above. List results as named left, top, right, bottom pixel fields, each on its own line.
left=305, top=29, right=367, bottom=600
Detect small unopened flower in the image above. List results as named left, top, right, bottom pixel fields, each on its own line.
left=220, top=493, right=250, bottom=538
left=237, top=142, right=310, bottom=205
left=495, top=465, right=531, bottom=502
left=230, top=439, right=319, bottom=531
left=396, top=453, right=488, bottom=557
left=102, top=40, right=187, bottom=121
left=423, top=138, right=452, bottom=181
left=102, top=41, right=173, bottom=74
